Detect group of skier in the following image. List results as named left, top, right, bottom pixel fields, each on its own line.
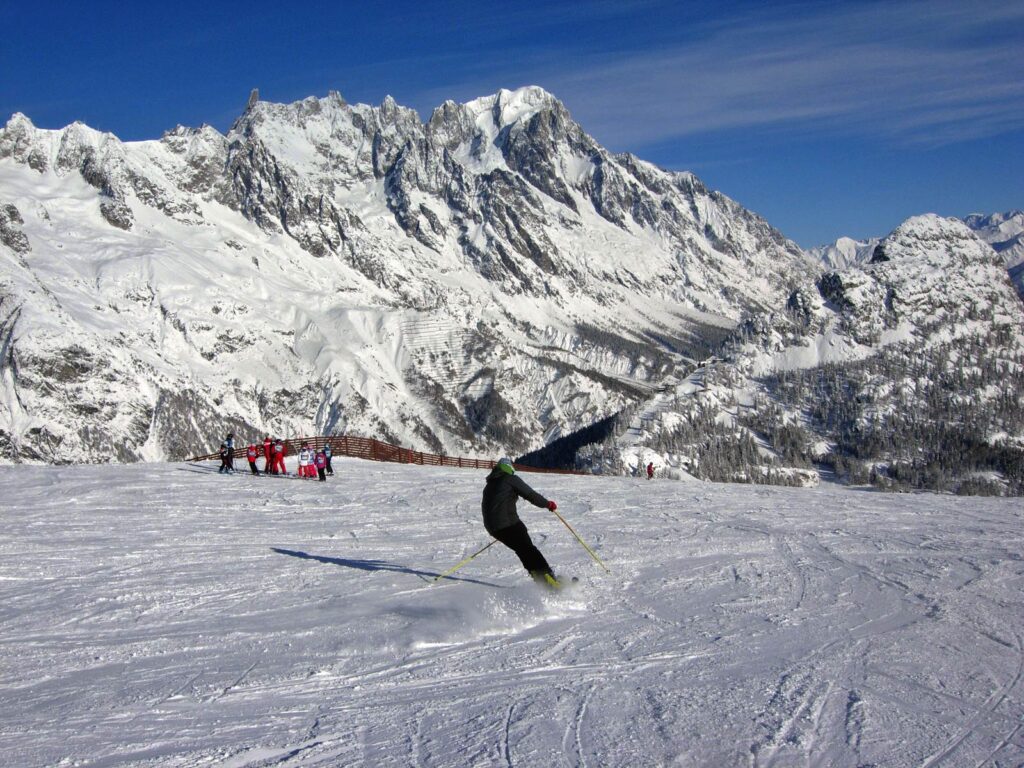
left=295, top=442, right=332, bottom=480
left=218, top=435, right=334, bottom=481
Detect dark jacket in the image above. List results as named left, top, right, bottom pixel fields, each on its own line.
left=481, top=466, right=549, bottom=535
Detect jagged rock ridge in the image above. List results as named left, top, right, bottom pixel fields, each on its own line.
left=0, top=87, right=812, bottom=463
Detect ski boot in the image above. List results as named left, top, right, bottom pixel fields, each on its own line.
left=530, top=571, right=562, bottom=591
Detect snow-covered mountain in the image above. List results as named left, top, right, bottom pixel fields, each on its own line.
left=963, top=210, right=1024, bottom=265
left=3, top=88, right=1020, bottom=490
left=0, top=87, right=811, bottom=463
left=804, top=235, right=880, bottom=270
left=606, top=214, right=1024, bottom=494
left=963, top=210, right=1024, bottom=298
left=809, top=211, right=1024, bottom=298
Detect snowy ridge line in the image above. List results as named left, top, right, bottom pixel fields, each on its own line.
left=0, top=86, right=812, bottom=466
left=187, top=434, right=587, bottom=474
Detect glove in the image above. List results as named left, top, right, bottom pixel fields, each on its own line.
left=547, top=500, right=557, bottom=511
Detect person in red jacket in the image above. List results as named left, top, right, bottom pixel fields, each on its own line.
left=314, top=449, right=327, bottom=481
left=272, top=438, right=287, bottom=475
left=646, top=461, right=654, bottom=480
left=263, top=436, right=273, bottom=473
left=246, top=443, right=260, bottom=475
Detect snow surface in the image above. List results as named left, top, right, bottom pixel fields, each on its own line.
left=2, top=458, right=1023, bottom=766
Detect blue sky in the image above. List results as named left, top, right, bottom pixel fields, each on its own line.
left=2, top=0, right=1021, bottom=247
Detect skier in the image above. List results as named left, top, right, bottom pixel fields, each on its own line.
left=646, top=461, right=654, bottom=480
left=298, top=443, right=314, bottom=478
left=224, top=433, right=236, bottom=472
left=481, top=457, right=562, bottom=589
left=323, top=441, right=334, bottom=475
left=272, top=438, right=287, bottom=475
left=217, top=443, right=231, bottom=474
left=246, top=443, right=260, bottom=475
left=314, top=449, right=327, bottom=481
left=263, top=436, right=273, bottom=473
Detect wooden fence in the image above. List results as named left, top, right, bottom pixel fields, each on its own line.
left=187, top=435, right=585, bottom=475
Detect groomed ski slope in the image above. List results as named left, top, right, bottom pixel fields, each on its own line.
left=1, top=459, right=1022, bottom=767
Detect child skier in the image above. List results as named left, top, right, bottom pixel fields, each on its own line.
left=314, top=449, right=327, bottom=481
left=323, top=442, right=334, bottom=475
left=246, top=443, right=260, bottom=475
left=481, top=457, right=562, bottom=589
left=298, top=443, right=313, bottom=478
left=272, top=438, right=287, bottom=475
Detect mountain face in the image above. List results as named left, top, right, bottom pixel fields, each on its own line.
left=810, top=211, right=1024, bottom=299
left=0, top=87, right=811, bottom=464
left=962, top=211, right=1024, bottom=299
left=804, top=236, right=880, bottom=271
left=607, top=215, right=1024, bottom=495
left=963, top=210, right=1024, bottom=264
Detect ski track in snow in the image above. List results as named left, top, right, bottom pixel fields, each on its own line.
left=1, top=459, right=1023, bottom=767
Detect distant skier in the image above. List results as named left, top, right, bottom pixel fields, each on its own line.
left=314, top=449, right=327, bottom=481
left=646, top=461, right=654, bottom=480
left=272, top=438, right=287, bottom=475
left=246, top=443, right=260, bottom=475
left=224, top=433, right=235, bottom=472
left=263, top=436, right=273, bottom=472
left=218, top=443, right=231, bottom=474
left=298, top=443, right=314, bottom=478
left=481, top=457, right=562, bottom=589
left=323, top=441, right=334, bottom=475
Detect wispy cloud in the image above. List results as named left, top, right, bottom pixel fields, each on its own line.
left=423, top=0, right=1024, bottom=150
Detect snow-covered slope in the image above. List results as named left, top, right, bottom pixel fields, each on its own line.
left=2, top=460, right=1023, bottom=766
left=613, top=215, right=1024, bottom=494
left=0, top=87, right=810, bottom=463
left=964, top=211, right=1024, bottom=298
left=964, top=210, right=1024, bottom=266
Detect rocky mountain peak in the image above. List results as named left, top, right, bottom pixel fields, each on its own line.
left=463, top=85, right=561, bottom=127
left=871, top=214, right=1001, bottom=271
left=4, top=112, right=34, bottom=133
left=0, top=113, right=47, bottom=172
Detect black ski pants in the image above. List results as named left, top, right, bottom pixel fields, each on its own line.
left=492, top=521, right=553, bottom=578
left=248, top=460, right=259, bottom=475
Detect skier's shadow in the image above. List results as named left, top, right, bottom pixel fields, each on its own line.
left=270, top=547, right=503, bottom=587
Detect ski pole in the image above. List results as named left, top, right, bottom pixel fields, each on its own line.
left=431, top=539, right=497, bottom=583
left=551, top=509, right=611, bottom=573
